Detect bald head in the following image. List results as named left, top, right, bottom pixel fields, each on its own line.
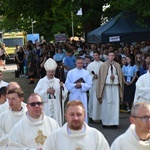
left=7, top=82, right=20, bottom=91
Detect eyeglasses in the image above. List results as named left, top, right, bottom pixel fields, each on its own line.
left=132, top=116, right=150, bottom=122
left=28, top=102, right=43, bottom=107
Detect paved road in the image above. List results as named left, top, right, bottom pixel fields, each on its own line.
left=1, top=63, right=17, bottom=72
left=89, top=112, right=130, bottom=146
left=3, top=63, right=130, bottom=146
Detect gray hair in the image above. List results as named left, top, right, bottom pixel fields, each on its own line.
left=131, top=102, right=150, bottom=116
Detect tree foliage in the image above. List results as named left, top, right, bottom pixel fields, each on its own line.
left=0, top=0, right=71, bottom=40
left=0, top=0, right=109, bottom=40
left=0, top=0, right=149, bottom=41
left=105, top=0, right=150, bottom=18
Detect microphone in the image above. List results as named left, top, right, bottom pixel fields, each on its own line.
left=91, top=71, right=98, bottom=79
left=91, top=71, right=95, bottom=75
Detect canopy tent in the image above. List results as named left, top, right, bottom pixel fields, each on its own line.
left=87, top=12, right=150, bottom=43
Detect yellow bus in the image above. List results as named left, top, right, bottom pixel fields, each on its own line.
left=3, top=31, right=27, bottom=61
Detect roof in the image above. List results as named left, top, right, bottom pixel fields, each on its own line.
left=87, top=12, right=150, bottom=43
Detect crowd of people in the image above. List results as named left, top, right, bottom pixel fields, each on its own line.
left=0, top=39, right=150, bottom=149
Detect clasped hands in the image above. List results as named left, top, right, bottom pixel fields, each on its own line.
left=110, top=74, right=115, bottom=81
left=47, top=87, right=55, bottom=94
left=75, top=82, right=82, bottom=89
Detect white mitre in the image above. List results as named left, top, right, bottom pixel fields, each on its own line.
left=44, top=58, right=57, bottom=71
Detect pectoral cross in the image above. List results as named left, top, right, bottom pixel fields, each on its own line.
left=75, top=147, right=82, bottom=150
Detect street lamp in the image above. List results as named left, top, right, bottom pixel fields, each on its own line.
left=71, top=11, right=74, bottom=37
left=71, top=0, right=74, bottom=37
left=31, top=19, right=36, bottom=34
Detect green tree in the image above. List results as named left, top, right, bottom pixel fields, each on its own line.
left=0, top=0, right=149, bottom=42
left=81, top=0, right=108, bottom=40
left=0, top=0, right=110, bottom=41
left=105, top=0, right=150, bottom=19
left=0, top=0, right=66, bottom=39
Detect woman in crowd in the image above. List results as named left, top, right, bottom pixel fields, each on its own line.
left=134, top=52, right=143, bottom=77
left=121, top=57, right=126, bottom=67
left=140, top=54, right=150, bottom=75
left=14, top=45, right=19, bottom=70
left=15, top=46, right=25, bottom=77
left=129, top=45, right=135, bottom=55
left=123, top=46, right=135, bottom=61
left=27, top=42, right=35, bottom=84
left=0, top=43, right=8, bottom=69
left=122, top=55, right=138, bottom=112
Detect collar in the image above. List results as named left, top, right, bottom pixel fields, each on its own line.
left=67, top=124, right=86, bottom=134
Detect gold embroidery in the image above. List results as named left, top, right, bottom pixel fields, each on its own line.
left=35, top=129, right=47, bottom=145
left=75, top=147, right=82, bottom=150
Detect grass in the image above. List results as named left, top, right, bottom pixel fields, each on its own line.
left=3, top=71, right=39, bottom=103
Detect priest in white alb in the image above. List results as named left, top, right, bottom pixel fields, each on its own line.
left=8, top=93, right=59, bottom=149
left=87, top=50, right=103, bottom=122
left=65, top=57, right=92, bottom=123
left=34, top=58, right=68, bottom=126
left=0, top=82, right=26, bottom=114
left=111, top=102, right=150, bottom=150
left=134, top=63, right=150, bottom=104
left=43, top=100, right=109, bottom=150
left=0, top=88, right=27, bottom=149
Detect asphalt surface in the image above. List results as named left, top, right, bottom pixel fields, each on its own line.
left=89, top=112, right=130, bottom=146
left=0, top=63, right=17, bottom=72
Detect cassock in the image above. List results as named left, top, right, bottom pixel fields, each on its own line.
left=87, top=60, right=103, bottom=120
left=65, top=68, right=92, bottom=123
left=134, top=71, right=150, bottom=104
left=0, top=104, right=27, bottom=149
left=111, top=124, right=150, bottom=150
left=96, top=61, right=124, bottom=126
left=8, top=112, right=59, bottom=149
left=43, top=123, right=109, bottom=150
left=34, top=76, right=68, bottom=126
